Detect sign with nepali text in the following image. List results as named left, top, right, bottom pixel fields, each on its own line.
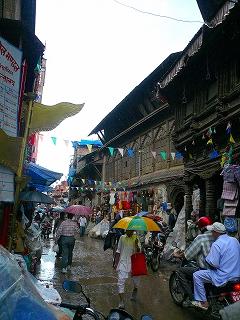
left=0, top=36, right=22, bottom=202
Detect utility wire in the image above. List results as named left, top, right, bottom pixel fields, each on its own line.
left=112, top=0, right=204, bottom=24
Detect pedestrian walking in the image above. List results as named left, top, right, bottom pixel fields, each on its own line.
left=53, top=211, right=65, bottom=258
left=113, top=230, right=140, bottom=309
left=55, top=212, right=79, bottom=273
left=79, top=215, right=87, bottom=236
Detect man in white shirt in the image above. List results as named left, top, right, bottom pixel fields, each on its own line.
left=113, top=230, right=140, bottom=309
left=79, top=215, right=87, bottom=236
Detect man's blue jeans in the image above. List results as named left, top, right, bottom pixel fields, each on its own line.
left=80, top=226, right=85, bottom=236
left=61, top=236, right=75, bottom=269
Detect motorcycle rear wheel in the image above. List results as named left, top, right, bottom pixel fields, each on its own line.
left=151, top=255, right=160, bottom=272
left=169, top=272, right=186, bottom=306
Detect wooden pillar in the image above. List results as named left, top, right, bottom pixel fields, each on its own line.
left=205, top=177, right=215, bottom=219
left=184, top=182, right=193, bottom=221
left=199, top=180, right=206, bottom=217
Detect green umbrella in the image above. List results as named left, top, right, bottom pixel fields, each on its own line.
left=113, top=216, right=160, bottom=232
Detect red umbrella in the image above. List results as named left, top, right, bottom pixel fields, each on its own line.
left=64, top=205, right=92, bottom=217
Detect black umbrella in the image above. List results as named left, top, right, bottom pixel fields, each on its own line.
left=20, top=191, right=55, bottom=204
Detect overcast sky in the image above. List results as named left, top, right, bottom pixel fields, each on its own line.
left=35, top=0, right=202, bottom=175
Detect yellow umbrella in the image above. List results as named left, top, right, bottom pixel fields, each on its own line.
left=113, top=216, right=160, bottom=232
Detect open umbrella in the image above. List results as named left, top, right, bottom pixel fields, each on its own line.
left=113, top=216, right=160, bottom=232
left=64, top=205, right=92, bottom=216
left=20, top=191, right=54, bottom=204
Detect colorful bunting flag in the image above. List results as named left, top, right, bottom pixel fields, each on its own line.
left=64, top=139, right=70, bottom=147
left=175, top=152, right=183, bottom=160
left=39, top=134, right=44, bottom=143
left=51, top=136, right=57, bottom=145
left=207, top=138, right=213, bottom=145
left=171, top=152, right=176, bottom=160
left=210, top=150, right=219, bottom=159
left=118, top=148, right=124, bottom=157
left=151, top=151, right=157, bottom=159
left=226, top=122, right=231, bottom=135
left=229, top=134, right=235, bottom=144
left=108, top=147, right=115, bottom=156
left=87, top=144, right=92, bottom=153
left=127, top=148, right=134, bottom=157
left=82, top=178, right=85, bottom=183
left=160, top=151, right=167, bottom=160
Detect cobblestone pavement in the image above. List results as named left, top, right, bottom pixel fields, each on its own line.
left=36, top=234, right=203, bottom=320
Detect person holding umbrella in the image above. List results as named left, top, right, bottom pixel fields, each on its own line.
left=113, top=229, right=140, bottom=309
left=113, top=215, right=160, bottom=309
left=55, top=212, right=79, bottom=273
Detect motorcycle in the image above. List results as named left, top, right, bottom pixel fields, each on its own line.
left=169, top=260, right=240, bottom=319
left=144, top=231, right=167, bottom=272
left=60, top=279, right=153, bottom=320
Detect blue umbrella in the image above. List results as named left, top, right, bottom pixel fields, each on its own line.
left=135, top=211, right=148, bottom=217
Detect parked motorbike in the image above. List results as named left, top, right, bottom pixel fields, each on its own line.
left=60, top=280, right=153, bottom=320
left=169, top=260, right=240, bottom=319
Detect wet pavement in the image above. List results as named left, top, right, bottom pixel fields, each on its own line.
left=36, top=233, right=204, bottom=320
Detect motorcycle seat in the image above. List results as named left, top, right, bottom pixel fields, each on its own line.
left=205, top=278, right=240, bottom=294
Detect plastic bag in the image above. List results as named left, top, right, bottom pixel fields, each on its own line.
left=131, top=253, right=147, bottom=276
left=53, top=244, right=59, bottom=253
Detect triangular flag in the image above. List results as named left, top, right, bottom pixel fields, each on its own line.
left=171, top=152, right=176, bottom=160
left=82, top=178, right=85, bottom=183
left=34, top=56, right=42, bottom=74
left=87, top=144, right=92, bottom=153
left=151, top=151, right=157, bottom=159
left=64, top=139, right=70, bottom=147
left=108, top=147, right=114, bottom=156
left=39, top=134, right=44, bottom=143
left=226, top=122, right=231, bottom=134
left=207, top=138, right=213, bottom=145
left=210, top=150, right=219, bottom=159
left=229, top=134, right=235, bottom=144
left=118, top=148, right=124, bottom=157
left=189, top=153, right=193, bottom=159
left=160, top=151, right=167, bottom=160
left=175, top=152, right=183, bottom=160
left=127, top=148, right=134, bottom=157
left=51, top=136, right=57, bottom=145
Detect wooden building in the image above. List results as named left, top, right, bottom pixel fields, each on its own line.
left=158, top=1, right=240, bottom=220
left=90, top=53, right=185, bottom=213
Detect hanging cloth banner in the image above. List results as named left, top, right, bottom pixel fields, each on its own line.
left=118, top=148, right=124, bottom=157
left=108, top=147, right=115, bottom=156
left=87, top=144, right=92, bottom=153
left=171, top=152, right=176, bottom=160
left=127, top=149, right=134, bottom=157
left=51, top=136, right=57, bottom=145
left=151, top=151, right=157, bottom=159
left=160, top=151, right=167, bottom=160
left=64, top=139, right=70, bottom=147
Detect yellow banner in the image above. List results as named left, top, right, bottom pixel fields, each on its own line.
left=0, top=129, right=23, bottom=173
left=29, top=102, right=84, bottom=134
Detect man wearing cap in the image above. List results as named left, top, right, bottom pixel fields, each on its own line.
left=192, top=222, right=240, bottom=310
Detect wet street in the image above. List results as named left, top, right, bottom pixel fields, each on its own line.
left=36, top=232, right=203, bottom=320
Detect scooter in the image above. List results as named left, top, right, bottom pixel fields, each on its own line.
left=60, top=280, right=153, bottom=320
left=169, top=260, right=240, bottom=319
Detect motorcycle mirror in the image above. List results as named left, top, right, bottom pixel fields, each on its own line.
left=141, top=316, right=153, bottom=320
left=62, top=280, right=83, bottom=293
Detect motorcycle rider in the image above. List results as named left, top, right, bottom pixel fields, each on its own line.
left=175, top=216, right=214, bottom=301
left=192, top=222, right=240, bottom=310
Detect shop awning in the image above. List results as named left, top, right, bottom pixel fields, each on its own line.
left=24, top=162, right=63, bottom=187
